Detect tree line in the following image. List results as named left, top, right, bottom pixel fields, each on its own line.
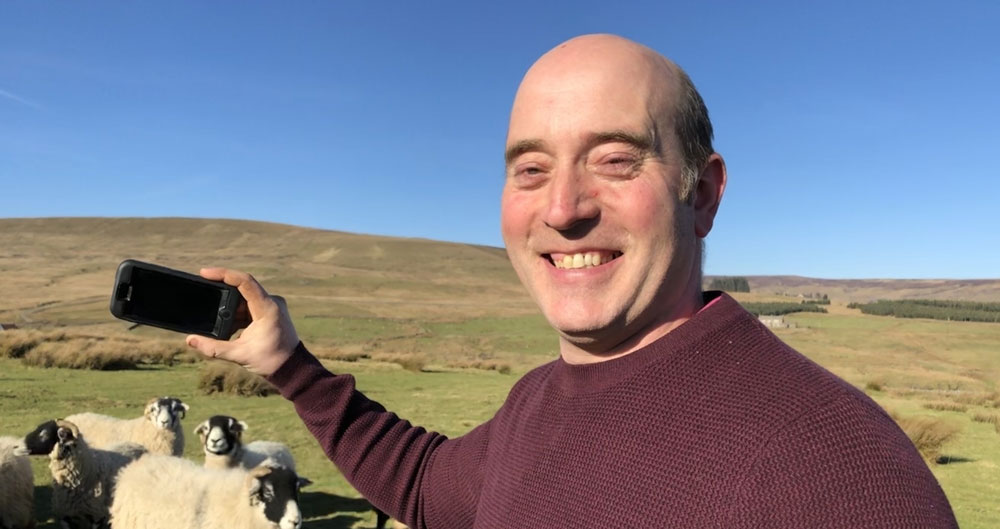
left=740, top=302, right=828, bottom=317
left=847, top=299, right=1000, bottom=323
left=708, top=276, right=750, bottom=292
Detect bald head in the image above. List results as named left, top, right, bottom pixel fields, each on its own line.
left=518, top=34, right=679, bottom=109
left=508, top=34, right=713, bottom=200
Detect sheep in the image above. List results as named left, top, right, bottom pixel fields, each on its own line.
left=18, top=419, right=146, bottom=529
left=65, top=396, right=188, bottom=456
left=191, top=417, right=398, bottom=528
left=109, top=454, right=307, bottom=529
left=0, top=436, right=35, bottom=529
left=191, top=416, right=400, bottom=527
left=193, top=415, right=297, bottom=471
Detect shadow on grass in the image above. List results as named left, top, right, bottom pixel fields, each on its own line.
left=936, top=454, right=976, bottom=465
left=301, top=491, right=386, bottom=529
left=33, top=484, right=55, bottom=529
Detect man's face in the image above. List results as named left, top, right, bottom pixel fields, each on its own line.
left=501, top=50, right=701, bottom=355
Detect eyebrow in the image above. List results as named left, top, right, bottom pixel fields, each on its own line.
left=504, top=129, right=659, bottom=167
left=589, top=129, right=657, bottom=154
left=504, top=139, right=546, bottom=166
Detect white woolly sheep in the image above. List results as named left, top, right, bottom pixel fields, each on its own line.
left=192, top=416, right=396, bottom=528
left=109, top=454, right=307, bottom=529
left=193, top=415, right=296, bottom=471
left=19, top=419, right=146, bottom=529
left=65, top=396, right=188, bottom=456
left=0, top=435, right=35, bottom=529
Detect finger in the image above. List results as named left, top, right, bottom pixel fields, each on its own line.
left=197, top=267, right=228, bottom=281
left=199, top=267, right=272, bottom=321
left=186, top=334, right=238, bottom=362
left=272, top=295, right=288, bottom=311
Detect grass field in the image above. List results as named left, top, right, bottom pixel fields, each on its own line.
left=3, top=307, right=999, bottom=528
left=2, top=218, right=999, bottom=527
left=775, top=309, right=1000, bottom=527
left=0, top=355, right=517, bottom=529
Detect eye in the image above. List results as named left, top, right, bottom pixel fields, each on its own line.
left=593, top=152, right=640, bottom=177
left=509, top=161, right=549, bottom=189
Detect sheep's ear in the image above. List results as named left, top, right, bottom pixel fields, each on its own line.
left=54, top=420, right=80, bottom=442
left=247, top=476, right=262, bottom=504
left=246, top=469, right=272, bottom=505
left=175, top=401, right=189, bottom=419
left=57, top=426, right=75, bottom=444
left=236, top=420, right=249, bottom=433
left=298, top=477, right=313, bottom=489
left=194, top=421, right=209, bottom=436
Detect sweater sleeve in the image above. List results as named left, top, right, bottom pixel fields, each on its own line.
left=727, top=391, right=958, bottom=529
left=266, top=342, right=487, bottom=529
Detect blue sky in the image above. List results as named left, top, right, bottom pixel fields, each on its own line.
left=2, top=1, right=997, bottom=279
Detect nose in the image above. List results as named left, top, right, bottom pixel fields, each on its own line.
left=542, top=168, right=599, bottom=232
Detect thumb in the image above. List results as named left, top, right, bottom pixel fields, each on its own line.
left=186, top=335, right=238, bottom=362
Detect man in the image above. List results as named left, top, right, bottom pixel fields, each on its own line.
left=187, top=35, right=957, bottom=527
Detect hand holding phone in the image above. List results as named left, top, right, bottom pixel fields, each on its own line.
left=182, top=267, right=301, bottom=377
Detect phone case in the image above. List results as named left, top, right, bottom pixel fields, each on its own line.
left=110, top=259, right=245, bottom=339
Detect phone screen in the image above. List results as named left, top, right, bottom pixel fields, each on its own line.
left=125, top=268, right=222, bottom=334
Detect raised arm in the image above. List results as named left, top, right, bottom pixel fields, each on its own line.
left=184, top=268, right=486, bottom=528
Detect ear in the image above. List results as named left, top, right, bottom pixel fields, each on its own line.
left=176, top=402, right=190, bottom=419
left=194, top=421, right=209, bottom=436
left=236, top=420, right=248, bottom=433
left=298, top=477, right=313, bottom=489
left=247, top=475, right=263, bottom=506
left=692, top=153, right=727, bottom=238
left=246, top=469, right=274, bottom=505
left=57, top=426, right=75, bottom=444
left=55, top=420, right=80, bottom=441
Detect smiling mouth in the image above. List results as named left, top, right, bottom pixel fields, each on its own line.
left=545, top=251, right=623, bottom=270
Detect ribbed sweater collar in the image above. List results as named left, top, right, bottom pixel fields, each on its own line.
left=549, top=291, right=747, bottom=396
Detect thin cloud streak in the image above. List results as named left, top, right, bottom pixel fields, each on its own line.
left=0, top=88, right=43, bottom=109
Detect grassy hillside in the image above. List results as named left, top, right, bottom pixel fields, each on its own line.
left=708, top=274, right=1000, bottom=303
left=3, top=218, right=999, bottom=528
left=0, top=217, right=554, bottom=371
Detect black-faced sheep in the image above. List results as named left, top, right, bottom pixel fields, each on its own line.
left=109, top=455, right=307, bottom=529
left=65, top=396, right=188, bottom=456
left=193, top=415, right=296, bottom=471
left=0, top=435, right=35, bottom=529
left=19, top=419, right=146, bottom=529
left=191, top=417, right=398, bottom=528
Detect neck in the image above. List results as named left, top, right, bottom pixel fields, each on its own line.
left=558, top=287, right=704, bottom=365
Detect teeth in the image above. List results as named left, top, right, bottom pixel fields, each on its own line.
left=553, top=252, right=617, bottom=270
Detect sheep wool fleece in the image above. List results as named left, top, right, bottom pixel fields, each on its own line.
left=268, top=292, right=957, bottom=528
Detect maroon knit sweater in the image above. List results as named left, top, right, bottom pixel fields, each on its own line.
left=267, top=292, right=957, bottom=528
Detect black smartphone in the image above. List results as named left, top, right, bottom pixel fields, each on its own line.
left=109, top=259, right=245, bottom=339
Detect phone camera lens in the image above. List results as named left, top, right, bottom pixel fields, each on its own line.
left=219, top=309, right=232, bottom=319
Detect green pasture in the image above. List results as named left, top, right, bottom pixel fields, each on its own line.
left=0, top=356, right=515, bottom=529
left=1, top=307, right=998, bottom=528
left=781, top=310, right=1000, bottom=528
